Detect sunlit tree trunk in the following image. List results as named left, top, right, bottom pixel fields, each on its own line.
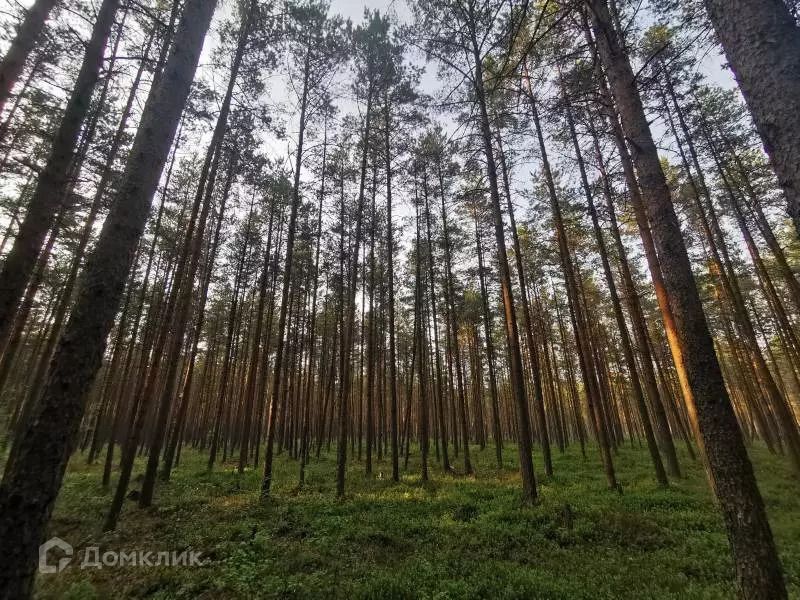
left=588, top=0, right=786, bottom=594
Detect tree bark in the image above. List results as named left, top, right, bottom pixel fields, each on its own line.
left=703, top=0, right=800, bottom=238
left=0, top=0, right=59, bottom=115
left=0, top=0, right=217, bottom=594
left=588, top=1, right=786, bottom=595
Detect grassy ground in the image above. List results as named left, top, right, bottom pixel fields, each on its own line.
left=35, top=442, right=799, bottom=599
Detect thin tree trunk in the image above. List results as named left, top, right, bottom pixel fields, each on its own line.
left=468, top=13, right=536, bottom=503
left=384, top=94, right=400, bottom=482
left=261, top=47, right=313, bottom=498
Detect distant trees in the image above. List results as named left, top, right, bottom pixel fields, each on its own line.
left=261, top=0, right=347, bottom=498
left=411, top=0, right=538, bottom=504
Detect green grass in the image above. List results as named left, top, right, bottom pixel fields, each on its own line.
left=36, top=442, right=799, bottom=599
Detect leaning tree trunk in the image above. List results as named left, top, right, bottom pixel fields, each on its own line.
left=703, top=0, right=800, bottom=239
left=562, top=88, right=668, bottom=485
left=587, top=1, right=786, bottom=596
left=0, top=0, right=59, bottom=115
left=0, top=0, right=218, bottom=596
left=0, top=0, right=120, bottom=351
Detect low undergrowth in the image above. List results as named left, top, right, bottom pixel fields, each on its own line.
left=36, top=442, right=799, bottom=599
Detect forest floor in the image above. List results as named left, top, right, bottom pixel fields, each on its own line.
left=34, top=442, right=799, bottom=599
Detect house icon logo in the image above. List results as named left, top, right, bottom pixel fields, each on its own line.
left=38, top=537, right=73, bottom=574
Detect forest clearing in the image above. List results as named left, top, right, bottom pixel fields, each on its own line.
left=0, top=0, right=800, bottom=597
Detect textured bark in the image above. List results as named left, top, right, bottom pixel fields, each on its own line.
left=0, top=221, right=58, bottom=401
left=588, top=1, right=786, bottom=596
left=703, top=0, right=800, bottom=238
left=0, top=0, right=217, bottom=595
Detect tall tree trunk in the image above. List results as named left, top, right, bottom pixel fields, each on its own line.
left=365, top=163, right=378, bottom=476
left=22, top=25, right=156, bottom=416
left=587, top=1, right=786, bottom=595
left=299, top=123, right=327, bottom=484
left=702, top=0, right=800, bottom=238
left=0, top=0, right=217, bottom=594
left=421, top=170, right=452, bottom=473
left=468, top=12, right=536, bottom=503
left=384, top=95, right=400, bottom=482
left=0, top=0, right=58, bottom=115
left=161, top=172, right=230, bottom=481
left=561, top=87, right=668, bottom=485
left=0, top=0, right=120, bottom=349
left=527, top=84, right=617, bottom=490
left=261, top=47, right=313, bottom=498
left=494, top=132, right=551, bottom=476
left=472, top=204, right=503, bottom=467
left=414, top=200, right=430, bottom=481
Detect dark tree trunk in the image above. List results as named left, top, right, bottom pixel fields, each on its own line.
left=468, top=12, right=536, bottom=503
left=384, top=95, right=400, bottom=482
left=588, top=1, right=786, bottom=596
left=703, top=0, right=800, bottom=238
left=0, top=0, right=217, bottom=595
left=0, top=0, right=120, bottom=350
left=0, top=0, right=58, bottom=114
